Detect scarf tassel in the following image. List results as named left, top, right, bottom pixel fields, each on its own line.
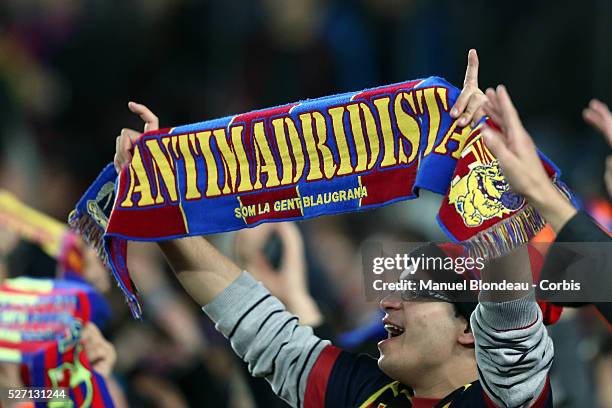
left=67, top=210, right=108, bottom=268
left=465, top=178, right=571, bottom=260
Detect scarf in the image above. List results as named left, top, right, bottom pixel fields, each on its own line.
left=69, top=77, right=572, bottom=318
left=0, top=277, right=114, bottom=408
left=0, top=189, right=112, bottom=291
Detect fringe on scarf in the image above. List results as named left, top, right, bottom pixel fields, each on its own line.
left=465, top=204, right=545, bottom=260
left=465, top=178, right=573, bottom=260
left=69, top=209, right=142, bottom=319
left=68, top=209, right=109, bottom=269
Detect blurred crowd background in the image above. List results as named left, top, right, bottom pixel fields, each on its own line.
left=1, top=0, right=611, bottom=407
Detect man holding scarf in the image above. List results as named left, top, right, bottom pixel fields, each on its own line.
left=113, top=51, right=554, bottom=408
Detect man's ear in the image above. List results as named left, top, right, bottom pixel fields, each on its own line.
left=457, top=320, right=475, bottom=346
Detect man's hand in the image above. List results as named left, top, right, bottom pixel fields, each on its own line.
left=0, top=362, right=22, bottom=388
left=81, top=323, right=116, bottom=378
left=583, top=99, right=612, bottom=146
left=113, top=102, right=158, bottom=173
left=481, top=85, right=576, bottom=232
left=234, top=223, right=322, bottom=325
left=234, top=223, right=306, bottom=297
left=479, top=244, right=533, bottom=302
left=450, top=49, right=487, bottom=128
left=582, top=99, right=612, bottom=197
left=480, top=86, right=549, bottom=199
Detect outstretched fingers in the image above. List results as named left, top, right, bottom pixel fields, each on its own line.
left=464, top=92, right=487, bottom=128
left=128, top=101, right=159, bottom=132
left=583, top=105, right=605, bottom=129
left=495, top=85, right=524, bottom=136
left=583, top=99, right=612, bottom=146
left=114, top=101, right=159, bottom=173
left=482, top=125, right=518, bottom=168
left=463, top=49, right=479, bottom=89
left=483, top=89, right=503, bottom=128
left=114, top=128, right=140, bottom=172
left=451, top=49, right=481, bottom=122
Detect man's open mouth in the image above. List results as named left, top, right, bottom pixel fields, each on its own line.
left=384, top=322, right=405, bottom=338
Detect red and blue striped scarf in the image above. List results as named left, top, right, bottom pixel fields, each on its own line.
left=0, top=278, right=114, bottom=407
left=70, top=77, right=573, bottom=318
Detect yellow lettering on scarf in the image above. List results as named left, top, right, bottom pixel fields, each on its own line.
left=146, top=138, right=178, bottom=204
left=197, top=127, right=254, bottom=197
left=178, top=134, right=202, bottom=200
left=299, top=112, right=337, bottom=180
left=422, top=87, right=447, bottom=156
left=228, top=125, right=255, bottom=192
left=213, top=127, right=247, bottom=194
left=212, top=128, right=240, bottom=195
left=433, top=122, right=473, bottom=159
left=327, top=106, right=353, bottom=176
left=346, top=102, right=380, bottom=171
left=393, top=91, right=421, bottom=164
left=120, top=146, right=155, bottom=207
left=195, top=130, right=222, bottom=197
left=253, top=121, right=281, bottom=189
left=119, top=86, right=457, bottom=205
left=272, top=117, right=305, bottom=184
left=285, top=118, right=306, bottom=182
left=372, top=97, right=396, bottom=168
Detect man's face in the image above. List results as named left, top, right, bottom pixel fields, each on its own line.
left=377, top=293, right=468, bottom=385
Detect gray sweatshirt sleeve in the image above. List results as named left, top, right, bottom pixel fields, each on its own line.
left=470, top=292, right=553, bottom=408
left=202, top=271, right=329, bottom=408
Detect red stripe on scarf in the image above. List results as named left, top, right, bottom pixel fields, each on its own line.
left=43, top=345, right=57, bottom=388
left=72, top=380, right=84, bottom=406
left=108, top=205, right=187, bottom=238
left=360, top=165, right=417, bottom=206
left=76, top=292, right=91, bottom=322
left=352, top=80, right=422, bottom=101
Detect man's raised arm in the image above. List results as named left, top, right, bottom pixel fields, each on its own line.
left=158, top=237, right=241, bottom=306
left=471, top=246, right=554, bottom=408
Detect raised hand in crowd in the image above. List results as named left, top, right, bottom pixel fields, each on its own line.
left=482, top=85, right=612, bottom=323
left=582, top=98, right=612, bottom=198
left=450, top=49, right=487, bottom=128
left=234, top=222, right=322, bottom=326
left=80, top=322, right=117, bottom=378
left=113, top=102, right=159, bottom=173
left=80, top=323, right=128, bottom=408
left=481, top=85, right=577, bottom=233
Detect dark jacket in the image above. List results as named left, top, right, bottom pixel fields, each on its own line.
left=542, top=211, right=611, bottom=323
